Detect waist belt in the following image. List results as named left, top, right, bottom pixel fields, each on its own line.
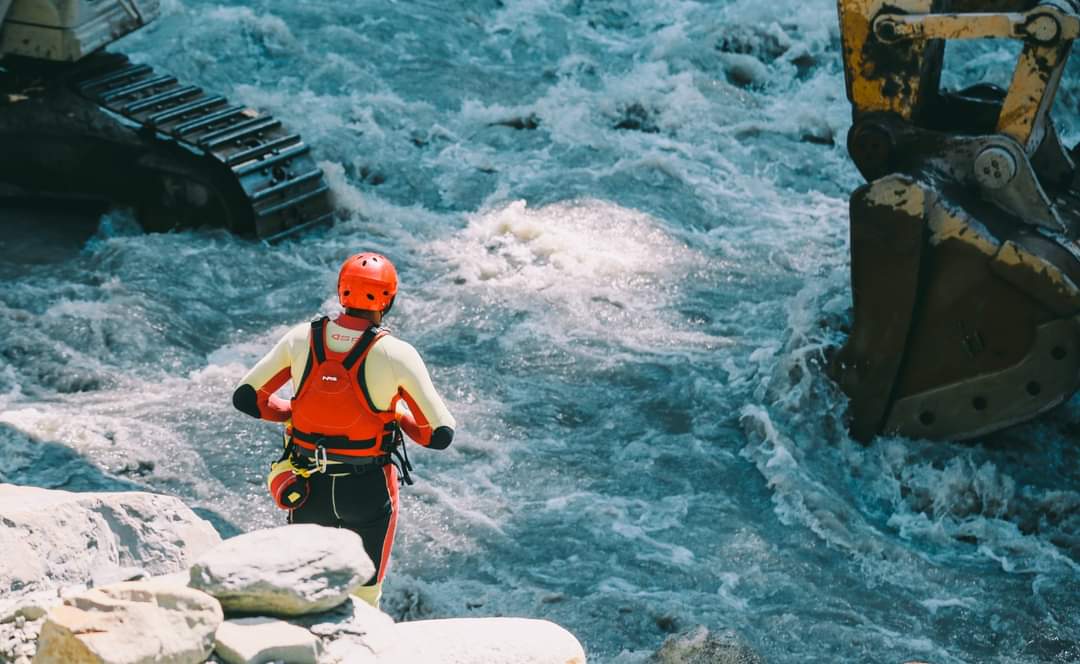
left=290, top=426, right=395, bottom=466
left=288, top=424, right=412, bottom=485
left=293, top=445, right=390, bottom=467
left=292, top=428, right=381, bottom=449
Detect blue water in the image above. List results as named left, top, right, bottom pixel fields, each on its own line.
left=1, top=1, right=1078, bottom=662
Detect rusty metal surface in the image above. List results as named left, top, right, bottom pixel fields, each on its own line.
left=996, top=40, right=1073, bottom=151
left=889, top=217, right=1049, bottom=398
left=833, top=162, right=1080, bottom=439
left=839, top=0, right=942, bottom=120
left=885, top=317, right=1080, bottom=439
left=990, top=233, right=1080, bottom=314
left=833, top=176, right=928, bottom=441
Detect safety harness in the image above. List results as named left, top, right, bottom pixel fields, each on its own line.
left=278, top=426, right=414, bottom=486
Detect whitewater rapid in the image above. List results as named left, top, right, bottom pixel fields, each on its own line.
left=1, top=0, right=1078, bottom=662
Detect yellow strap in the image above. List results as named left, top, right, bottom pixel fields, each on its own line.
left=276, top=419, right=313, bottom=477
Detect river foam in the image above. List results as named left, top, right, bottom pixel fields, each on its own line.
left=1, top=0, right=1077, bottom=661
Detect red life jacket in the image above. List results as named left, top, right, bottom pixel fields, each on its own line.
left=290, top=317, right=398, bottom=463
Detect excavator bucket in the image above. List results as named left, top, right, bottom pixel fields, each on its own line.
left=835, top=0, right=1080, bottom=440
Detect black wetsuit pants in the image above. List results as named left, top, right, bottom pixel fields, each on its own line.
left=287, top=463, right=399, bottom=586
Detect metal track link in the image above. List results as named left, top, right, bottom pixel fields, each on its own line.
left=70, top=54, right=333, bottom=240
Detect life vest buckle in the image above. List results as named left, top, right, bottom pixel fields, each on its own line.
left=314, top=445, right=329, bottom=474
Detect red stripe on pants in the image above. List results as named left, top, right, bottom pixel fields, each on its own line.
left=378, top=464, right=399, bottom=583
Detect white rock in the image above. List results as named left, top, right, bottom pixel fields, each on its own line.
left=321, top=639, right=378, bottom=664
left=302, top=598, right=397, bottom=663
left=189, top=524, right=375, bottom=616
left=384, top=617, right=587, bottom=664
left=214, top=617, right=320, bottom=664
left=0, top=484, right=221, bottom=598
left=32, top=581, right=223, bottom=664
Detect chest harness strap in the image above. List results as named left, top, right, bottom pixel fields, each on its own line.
left=287, top=319, right=413, bottom=485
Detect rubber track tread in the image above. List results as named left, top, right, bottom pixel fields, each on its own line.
left=226, top=134, right=301, bottom=166
left=123, top=84, right=198, bottom=113
left=201, top=118, right=282, bottom=148
left=102, top=74, right=178, bottom=103
left=77, top=64, right=152, bottom=93
left=252, top=169, right=322, bottom=201
left=174, top=107, right=246, bottom=136
left=235, top=144, right=310, bottom=175
left=257, top=184, right=331, bottom=217
left=147, top=94, right=226, bottom=124
left=70, top=55, right=333, bottom=240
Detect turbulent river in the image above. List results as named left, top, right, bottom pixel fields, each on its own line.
left=2, top=1, right=1079, bottom=662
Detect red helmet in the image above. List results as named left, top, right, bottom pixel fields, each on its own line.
left=338, top=252, right=398, bottom=312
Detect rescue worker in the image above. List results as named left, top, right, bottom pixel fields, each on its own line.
left=231, top=252, right=456, bottom=608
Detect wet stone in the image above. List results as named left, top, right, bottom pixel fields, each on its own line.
left=652, top=626, right=765, bottom=664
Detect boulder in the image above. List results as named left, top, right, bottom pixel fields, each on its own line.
left=301, top=598, right=397, bottom=664
left=32, top=581, right=223, bottom=664
left=214, top=617, right=320, bottom=664
left=652, top=626, right=764, bottom=664
left=189, top=524, right=374, bottom=616
left=385, top=617, right=587, bottom=664
left=0, top=484, right=221, bottom=598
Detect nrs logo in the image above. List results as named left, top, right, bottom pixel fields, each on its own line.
left=321, top=376, right=339, bottom=382
left=331, top=333, right=362, bottom=342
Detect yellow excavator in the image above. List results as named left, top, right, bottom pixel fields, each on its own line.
left=834, top=0, right=1080, bottom=440
left=0, top=0, right=332, bottom=240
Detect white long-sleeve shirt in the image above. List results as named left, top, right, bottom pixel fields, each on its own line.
left=233, top=314, right=455, bottom=448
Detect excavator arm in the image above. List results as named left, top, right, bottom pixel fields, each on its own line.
left=834, top=0, right=1080, bottom=440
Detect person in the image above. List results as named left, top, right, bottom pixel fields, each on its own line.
left=231, top=252, right=456, bottom=607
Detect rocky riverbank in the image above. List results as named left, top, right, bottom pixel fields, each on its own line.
left=0, top=484, right=587, bottom=664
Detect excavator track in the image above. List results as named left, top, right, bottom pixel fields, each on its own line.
left=70, top=53, right=333, bottom=241
left=0, top=52, right=334, bottom=241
